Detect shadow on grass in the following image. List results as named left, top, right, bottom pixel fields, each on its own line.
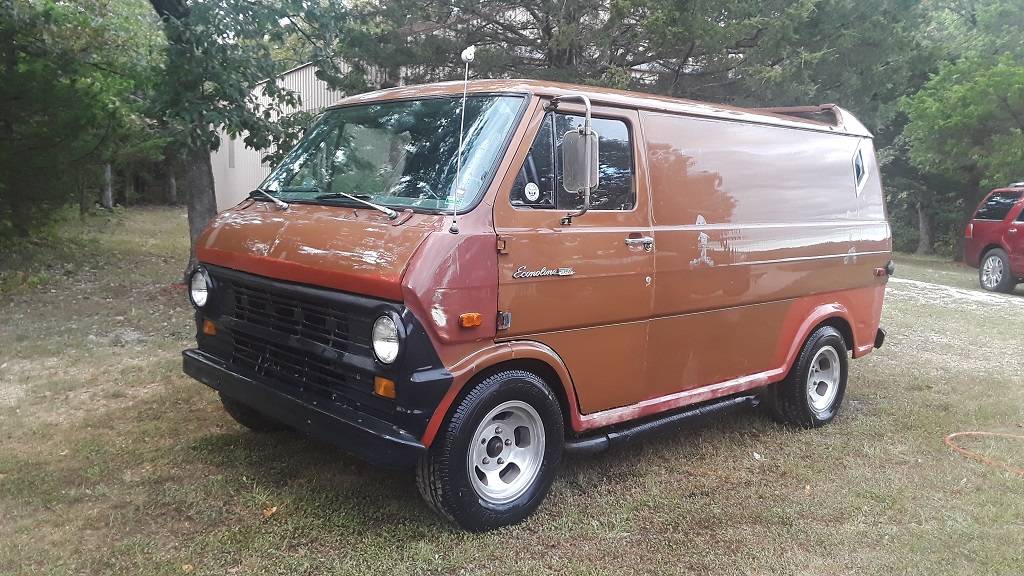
left=186, top=425, right=448, bottom=533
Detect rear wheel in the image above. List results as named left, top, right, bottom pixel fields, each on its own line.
left=766, top=325, right=848, bottom=428
left=979, top=248, right=1016, bottom=293
left=416, top=370, right=563, bottom=532
left=219, top=393, right=288, bottom=432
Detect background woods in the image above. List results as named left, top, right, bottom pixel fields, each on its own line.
left=2, top=0, right=1023, bottom=262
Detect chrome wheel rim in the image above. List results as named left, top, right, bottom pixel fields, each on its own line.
left=807, top=346, right=841, bottom=415
left=982, top=255, right=1004, bottom=289
left=467, top=400, right=545, bottom=505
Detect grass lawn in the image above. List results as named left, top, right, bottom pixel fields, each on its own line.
left=2, top=208, right=1022, bottom=575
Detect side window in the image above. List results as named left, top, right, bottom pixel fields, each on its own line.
left=511, top=113, right=635, bottom=211
left=1016, top=203, right=1024, bottom=222
left=555, top=115, right=635, bottom=211
left=975, top=191, right=1022, bottom=221
left=853, top=148, right=866, bottom=193
left=510, top=115, right=556, bottom=208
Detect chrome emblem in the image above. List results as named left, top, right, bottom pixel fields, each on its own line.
left=512, top=265, right=575, bottom=279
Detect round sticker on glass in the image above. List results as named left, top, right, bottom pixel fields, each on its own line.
left=524, top=182, right=541, bottom=202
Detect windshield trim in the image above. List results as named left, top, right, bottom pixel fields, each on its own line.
left=259, top=92, right=530, bottom=216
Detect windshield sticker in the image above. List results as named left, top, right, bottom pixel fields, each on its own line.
left=690, top=215, right=715, bottom=268
left=513, top=265, right=575, bottom=279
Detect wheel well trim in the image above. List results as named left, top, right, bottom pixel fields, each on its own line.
left=420, top=341, right=582, bottom=448
left=981, top=243, right=1006, bottom=260
left=783, top=305, right=858, bottom=371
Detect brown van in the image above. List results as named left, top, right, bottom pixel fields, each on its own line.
left=182, top=80, right=892, bottom=531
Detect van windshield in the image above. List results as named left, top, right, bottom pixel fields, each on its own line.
left=259, top=95, right=525, bottom=213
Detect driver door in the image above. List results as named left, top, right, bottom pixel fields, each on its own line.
left=492, top=103, right=654, bottom=414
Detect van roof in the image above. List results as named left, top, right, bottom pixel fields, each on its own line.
left=328, top=79, right=873, bottom=138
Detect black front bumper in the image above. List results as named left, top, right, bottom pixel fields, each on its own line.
left=184, top=349, right=426, bottom=468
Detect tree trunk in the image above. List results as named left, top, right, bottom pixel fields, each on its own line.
left=78, top=169, right=89, bottom=218
left=915, top=200, right=934, bottom=255
left=101, top=163, right=113, bottom=209
left=167, top=163, right=178, bottom=205
left=183, top=145, right=218, bottom=279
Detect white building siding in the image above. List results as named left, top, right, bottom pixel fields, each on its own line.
left=211, top=61, right=378, bottom=210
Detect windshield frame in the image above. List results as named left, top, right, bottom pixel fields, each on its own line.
left=257, top=92, right=530, bottom=216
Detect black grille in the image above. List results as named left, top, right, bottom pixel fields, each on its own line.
left=227, top=330, right=391, bottom=419
left=202, top=269, right=393, bottom=421
left=219, top=276, right=372, bottom=354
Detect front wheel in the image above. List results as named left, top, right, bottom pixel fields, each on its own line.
left=979, top=248, right=1016, bottom=293
left=416, top=370, right=563, bottom=532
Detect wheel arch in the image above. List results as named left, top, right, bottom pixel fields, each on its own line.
left=781, top=305, right=857, bottom=378
left=420, top=341, right=582, bottom=448
left=981, top=243, right=1006, bottom=260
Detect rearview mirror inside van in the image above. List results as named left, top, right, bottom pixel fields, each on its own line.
left=561, top=129, right=599, bottom=195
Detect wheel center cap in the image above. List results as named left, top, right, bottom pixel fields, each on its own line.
left=486, top=436, right=503, bottom=458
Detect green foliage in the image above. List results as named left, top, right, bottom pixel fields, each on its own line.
left=0, top=0, right=163, bottom=239
left=901, top=0, right=1024, bottom=255
left=146, top=0, right=304, bottom=153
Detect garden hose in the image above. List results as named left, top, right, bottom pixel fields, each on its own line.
left=943, top=431, right=1024, bottom=478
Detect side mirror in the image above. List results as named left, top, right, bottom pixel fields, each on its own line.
left=561, top=129, right=599, bottom=195
left=547, top=93, right=599, bottom=225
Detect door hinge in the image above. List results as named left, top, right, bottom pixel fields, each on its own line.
left=496, top=235, right=509, bottom=255
left=497, top=311, right=512, bottom=330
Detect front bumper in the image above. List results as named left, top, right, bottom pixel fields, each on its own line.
left=184, top=348, right=426, bottom=468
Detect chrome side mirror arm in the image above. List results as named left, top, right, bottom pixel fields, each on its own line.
left=547, top=94, right=596, bottom=226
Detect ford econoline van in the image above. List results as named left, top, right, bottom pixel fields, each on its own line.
left=183, top=80, right=892, bottom=531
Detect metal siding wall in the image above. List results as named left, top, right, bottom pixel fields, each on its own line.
left=210, top=63, right=351, bottom=210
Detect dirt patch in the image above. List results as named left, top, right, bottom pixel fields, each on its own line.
left=886, top=277, right=1024, bottom=311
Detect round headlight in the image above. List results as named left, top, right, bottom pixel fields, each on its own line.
left=189, top=268, right=210, bottom=308
left=371, top=315, right=400, bottom=364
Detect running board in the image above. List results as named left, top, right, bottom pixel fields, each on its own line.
left=564, top=394, right=759, bottom=455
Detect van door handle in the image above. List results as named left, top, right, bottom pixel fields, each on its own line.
left=625, top=235, right=654, bottom=251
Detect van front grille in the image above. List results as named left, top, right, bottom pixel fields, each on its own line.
left=218, top=276, right=373, bottom=354
left=227, top=330, right=391, bottom=420
left=200, top=267, right=392, bottom=422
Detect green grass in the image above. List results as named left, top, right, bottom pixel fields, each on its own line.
left=2, top=209, right=1022, bottom=575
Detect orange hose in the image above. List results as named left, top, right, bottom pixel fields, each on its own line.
left=943, top=431, right=1024, bottom=477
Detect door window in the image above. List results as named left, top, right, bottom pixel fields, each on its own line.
left=975, top=191, right=1022, bottom=221
left=511, top=113, right=635, bottom=211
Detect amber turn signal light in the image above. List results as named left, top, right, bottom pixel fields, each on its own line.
left=373, top=376, right=396, bottom=399
left=459, top=312, right=482, bottom=328
left=202, top=319, right=217, bottom=336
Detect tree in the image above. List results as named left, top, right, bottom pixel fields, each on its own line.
left=146, top=0, right=305, bottom=276
left=903, top=0, right=1024, bottom=257
left=0, top=0, right=161, bottom=240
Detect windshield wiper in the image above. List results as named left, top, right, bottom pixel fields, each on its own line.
left=315, top=191, right=398, bottom=220
left=248, top=188, right=289, bottom=211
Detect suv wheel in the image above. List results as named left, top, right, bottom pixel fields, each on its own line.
left=416, top=370, right=563, bottom=532
left=219, top=393, right=288, bottom=432
left=980, top=248, right=1016, bottom=293
left=764, top=325, right=849, bottom=428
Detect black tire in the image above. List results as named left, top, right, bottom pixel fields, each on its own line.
left=219, top=393, right=288, bottom=432
left=979, top=248, right=1016, bottom=293
left=770, top=325, right=849, bottom=428
left=416, top=370, right=563, bottom=532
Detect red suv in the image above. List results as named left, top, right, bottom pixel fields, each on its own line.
left=965, top=185, right=1024, bottom=292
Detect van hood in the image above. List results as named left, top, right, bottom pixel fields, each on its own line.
left=196, top=201, right=445, bottom=301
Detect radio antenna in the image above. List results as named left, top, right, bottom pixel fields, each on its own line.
left=450, top=45, right=475, bottom=234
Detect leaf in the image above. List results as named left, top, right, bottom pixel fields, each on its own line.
left=261, top=505, right=279, bottom=519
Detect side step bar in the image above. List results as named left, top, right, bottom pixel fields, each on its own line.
left=564, top=394, right=759, bottom=456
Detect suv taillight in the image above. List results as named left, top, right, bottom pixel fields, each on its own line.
left=965, top=222, right=973, bottom=238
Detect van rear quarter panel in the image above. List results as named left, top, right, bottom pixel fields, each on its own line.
left=642, top=112, right=890, bottom=401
